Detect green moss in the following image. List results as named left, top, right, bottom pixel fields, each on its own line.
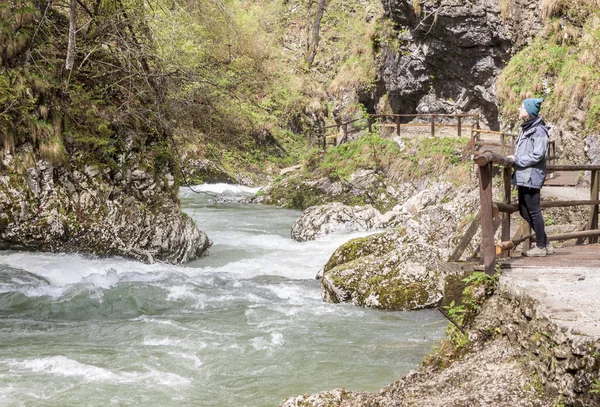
left=309, top=134, right=402, bottom=180
left=377, top=281, right=430, bottom=310
left=262, top=174, right=324, bottom=209
left=323, top=229, right=404, bottom=271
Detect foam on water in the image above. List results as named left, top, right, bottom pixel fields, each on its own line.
left=180, top=183, right=262, bottom=197
left=0, top=184, right=447, bottom=406
left=6, top=356, right=192, bottom=387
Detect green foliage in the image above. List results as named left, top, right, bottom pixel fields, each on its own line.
left=307, top=134, right=401, bottom=180
left=497, top=5, right=600, bottom=132
left=590, top=379, right=600, bottom=394
left=423, top=270, right=499, bottom=371
left=443, top=300, right=467, bottom=324
left=417, top=137, right=469, bottom=165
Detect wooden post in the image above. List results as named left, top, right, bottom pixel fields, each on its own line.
left=396, top=116, right=401, bottom=137
left=343, top=124, right=348, bottom=145
left=501, top=167, right=512, bottom=257
left=478, top=162, right=496, bottom=275
left=591, top=169, right=599, bottom=244
left=448, top=211, right=481, bottom=262
left=430, top=115, right=435, bottom=137
left=368, top=117, right=373, bottom=133
left=524, top=222, right=532, bottom=251
left=457, top=116, right=462, bottom=138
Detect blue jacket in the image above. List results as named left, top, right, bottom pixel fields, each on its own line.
left=513, top=117, right=549, bottom=189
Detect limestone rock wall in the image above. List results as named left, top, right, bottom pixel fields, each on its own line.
left=378, top=0, right=543, bottom=128
left=0, top=145, right=211, bottom=264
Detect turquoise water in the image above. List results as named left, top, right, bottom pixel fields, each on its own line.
left=0, top=184, right=446, bottom=406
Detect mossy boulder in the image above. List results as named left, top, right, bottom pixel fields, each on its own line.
left=321, top=229, right=443, bottom=310
left=318, top=183, right=482, bottom=310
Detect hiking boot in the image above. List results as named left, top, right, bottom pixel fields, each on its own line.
left=522, top=245, right=547, bottom=257
left=546, top=244, right=555, bottom=255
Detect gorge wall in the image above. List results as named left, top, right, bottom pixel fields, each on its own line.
left=374, top=0, right=543, bottom=128
left=0, top=146, right=211, bottom=264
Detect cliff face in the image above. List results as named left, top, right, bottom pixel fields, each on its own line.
left=377, top=0, right=543, bottom=128
left=0, top=146, right=211, bottom=264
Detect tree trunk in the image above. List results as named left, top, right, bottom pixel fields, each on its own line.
left=65, top=0, right=76, bottom=70
left=305, top=0, right=326, bottom=68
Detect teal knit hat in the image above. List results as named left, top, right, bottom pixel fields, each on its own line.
left=523, top=98, right=544, bottom=117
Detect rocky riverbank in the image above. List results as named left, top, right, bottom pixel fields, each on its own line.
left=0, top=146, right=211, bottom=264
left=281, top=261, right=600, bottom=407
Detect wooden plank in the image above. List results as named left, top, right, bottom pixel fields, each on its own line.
left=592, top=170, right=599, bottom=244
left=431, top=116, right=435, bottom=137
left=548, top=165, right=600, bottom=171
left=502, top=167, right=512, bottom=257
left=479, top=162, right=496, bottom=275
left=475, top=151, right=514, bottom=167
left=448, top=211, right=481, bottom=262
left=584, top=170, right=600, bottom=244
left=498, top=229, right=600, bottom=252
left=496, top=200, right=600, bottom=214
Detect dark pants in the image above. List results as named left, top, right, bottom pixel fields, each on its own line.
left=517, top=186, right=548, bottom=248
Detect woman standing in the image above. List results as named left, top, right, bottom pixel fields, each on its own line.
left=507, top=98, right=553, bottom=257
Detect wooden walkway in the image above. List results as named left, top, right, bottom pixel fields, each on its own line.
left=500, top=244, right=600, bottom=269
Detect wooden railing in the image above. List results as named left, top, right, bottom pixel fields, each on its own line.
left=369, top=113, right=480, bottom=139
left=460, top=150, right=600, bottom=274
left=470, top=128, right=557, bottom=164
left=315, top=113, right=480, bottom=151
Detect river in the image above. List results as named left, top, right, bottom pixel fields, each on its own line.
left=0, top=184, right=446, bottom=406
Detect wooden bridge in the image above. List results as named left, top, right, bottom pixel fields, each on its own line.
left=462, top=150, right=600, bottom=275
left=316, top=114, right=598, bottom=274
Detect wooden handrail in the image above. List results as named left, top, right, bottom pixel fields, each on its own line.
left=474, top=150, right=513, bottom=167
left=547, top=165, right=600, bottom=171
left=471, top=150, right=600, bottom=274
left=317, top=112, right=480, bottom=151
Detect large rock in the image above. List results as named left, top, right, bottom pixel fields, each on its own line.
left=322, top=231, right=443, bottom=310
left=291, top=203, right=383, bottom=242
left=290, top=181, right=455, bottom=242
left=379, top=0, right=543, bottom=128
left=0, top=146, right=211, bottom=264
left=319, top=184, right=480, bottom=310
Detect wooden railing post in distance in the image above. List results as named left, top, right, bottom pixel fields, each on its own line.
left=368, top=117, right=373, bottom=133
left=343, top=123, right=348, bottom=146
left=396, top=116, right=401, bottom=137
left=591, top=169, right=599, bottom=244
left=478, top=161, right=496, bottom=275
left=457, top=116, right=462, bottom=138
left=430, top=115, right=435, bottom=137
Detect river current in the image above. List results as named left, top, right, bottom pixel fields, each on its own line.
left=0, top=184, right=446, bottom=406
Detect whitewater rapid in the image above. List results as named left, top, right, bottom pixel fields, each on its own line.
left=0, top=184, right=446, bottom=406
